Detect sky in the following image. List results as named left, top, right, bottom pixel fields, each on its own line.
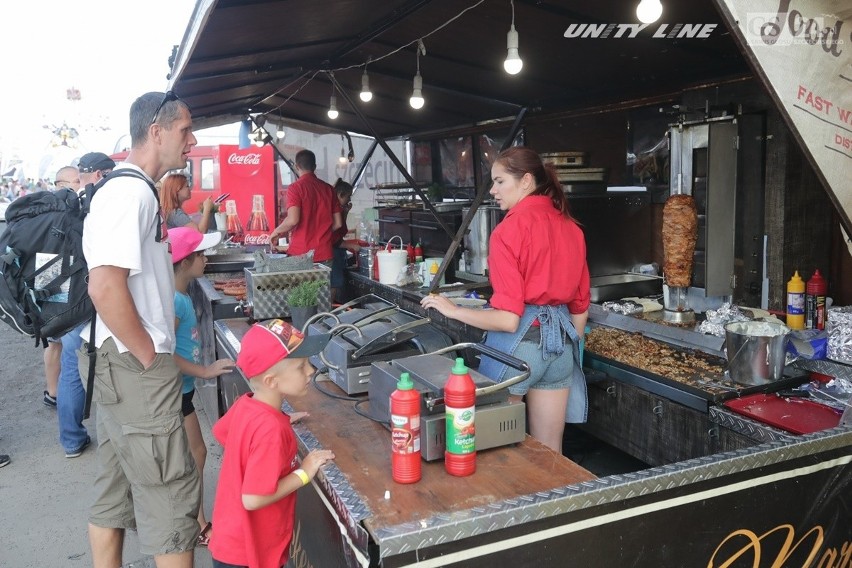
left=0, top=0, right=203, bottom=179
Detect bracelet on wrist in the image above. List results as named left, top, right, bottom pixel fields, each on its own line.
left=293, top=468, right=310, bottom=486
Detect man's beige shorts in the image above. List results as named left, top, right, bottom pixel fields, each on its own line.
left=80, top=338, right=201, bottom=555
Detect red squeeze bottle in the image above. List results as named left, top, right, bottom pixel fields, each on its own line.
left=805, top=269, right=828, bottom=330
left=444, top=357, right=476, bottom=477
left=406, top=242, right=415, bottom=263
left=391, top=372, right=421, bottom=484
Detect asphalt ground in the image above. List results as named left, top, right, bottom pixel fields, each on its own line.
left=0, top=322, right=221, bottom=568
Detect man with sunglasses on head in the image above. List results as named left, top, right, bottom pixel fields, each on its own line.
left=81, top=91, right=200, bottom=568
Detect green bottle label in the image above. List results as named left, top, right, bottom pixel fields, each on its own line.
left=445, top=405, right=475, bottom=454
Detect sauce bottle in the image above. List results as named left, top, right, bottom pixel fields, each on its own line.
left=391, top=372, right=421, bottom=484
left=414, top=242, right=423, bottom=263
left=805, top=269, right=827, bottom=330
left=444, top=358, right=476, bottom=477
left=406, top=242, right=415, bottom=263
left=786, top=271, right=805, bottom=330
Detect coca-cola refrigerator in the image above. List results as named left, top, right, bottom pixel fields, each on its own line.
left=215, top=144, right=278, bottom=246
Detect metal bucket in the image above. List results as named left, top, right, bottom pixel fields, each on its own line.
left=724, top=321, right=790, bottom=386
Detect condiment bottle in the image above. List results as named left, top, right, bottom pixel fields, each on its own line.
left=406, top=242, right=415, bottom=263
left=444, top=358, right=476, bottom=477
left=786, top=271, right=805, bottom=330
left=391, top=372, right=421, bottom=484
left=414, top=242, right=423, bottom=263
left=805, top=269, right=828, bottom=330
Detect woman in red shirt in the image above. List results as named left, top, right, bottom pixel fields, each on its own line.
left=421, top=147, right=590, bottom=453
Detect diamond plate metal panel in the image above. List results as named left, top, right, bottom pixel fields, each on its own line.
left=709, top=406, right=794, bottom=443
left=793, top=358, right=852, bottom=382
left=245, top=264, right=331, bottom=319
left=286, top=399, right=372, bottom=555
left=369, top=428, right=852, bottom=559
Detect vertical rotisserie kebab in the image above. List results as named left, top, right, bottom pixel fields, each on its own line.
left=661, top=194, right=698, bottom=288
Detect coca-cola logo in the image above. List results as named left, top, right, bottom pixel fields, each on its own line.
left=227, top=152, right=262, bottom=165
left=243, top=233, right=271, bottom=245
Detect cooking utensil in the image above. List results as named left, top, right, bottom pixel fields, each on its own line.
left=214, top=193, right=231, bottom=204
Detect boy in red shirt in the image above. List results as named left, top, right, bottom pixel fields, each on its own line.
left=209, top=319, right=335, bottom=568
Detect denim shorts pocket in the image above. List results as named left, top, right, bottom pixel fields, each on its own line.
left=78, top=348, right=119, bottom=404
left=121, top=413, right=194, bottom=486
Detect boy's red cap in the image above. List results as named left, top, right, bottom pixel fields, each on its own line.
left=237, top=319, right=331, bottom=378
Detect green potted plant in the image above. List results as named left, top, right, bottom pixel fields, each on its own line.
left=287, top=280, right=325, bottom=330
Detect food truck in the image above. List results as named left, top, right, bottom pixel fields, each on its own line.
left=168, top=0, right=851, bottom=565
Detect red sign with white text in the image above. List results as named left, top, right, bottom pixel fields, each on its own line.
left=216, top=145, right=277, bottom=245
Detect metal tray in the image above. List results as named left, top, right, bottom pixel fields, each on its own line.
left=590, top=273, right=663, bottom=303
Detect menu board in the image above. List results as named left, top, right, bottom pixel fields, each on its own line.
left=715, top=0, right=852, bottom=234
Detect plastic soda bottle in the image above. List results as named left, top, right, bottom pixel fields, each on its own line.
left=805, top=269, right=828, bottom=330
left=786, top=271, right=805, bottom=330
left=444, top=357, right=476, bottom=476
left=391, top=372, right=421, bottom=484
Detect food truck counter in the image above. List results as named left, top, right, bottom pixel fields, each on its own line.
left=213, top=316, right=852, bottom=567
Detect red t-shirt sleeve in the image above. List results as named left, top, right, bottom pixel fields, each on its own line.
left=568, top=257, right=591, bottom=314
left=287, top=181, right=303, bottom=209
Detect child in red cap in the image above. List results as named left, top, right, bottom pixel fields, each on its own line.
left=209, top=319, right=335, bottom=568
left=170, top=226, right=236, bottom=546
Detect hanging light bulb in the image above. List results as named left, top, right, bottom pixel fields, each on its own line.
left=636, top=0, right=663, bottom=24
left=410, top=73, right=424, bottom=109
left=338, top=135, right=348, bottom=164
left=328, top=94, right=339, bottom=120
left=409, top=40, right=425, bottom=110
left=276, top=128, right=286, bottom=140
left=503, top=1, right=523, bottom=75
left=360, top=59, right=373, bottom=102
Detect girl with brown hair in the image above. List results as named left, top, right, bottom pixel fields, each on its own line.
left=421, top=147, right=590, bottom=453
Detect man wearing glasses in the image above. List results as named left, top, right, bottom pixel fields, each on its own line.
left=40, top=166, right=83, bottom=417
left=82, top=91, right=200, bottom=568
left=53, top=153, right=117, bottom=461
left=54, top=166, right=81, bottom=192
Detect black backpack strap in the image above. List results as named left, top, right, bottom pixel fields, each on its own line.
left=82, top=168, right=159, bottom=214
left=83, top=313, right=97, bottom=420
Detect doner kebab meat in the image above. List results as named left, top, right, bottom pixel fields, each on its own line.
left=661, top=194, right=698, bottom=288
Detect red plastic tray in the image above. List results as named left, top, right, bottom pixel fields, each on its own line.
left=723, top=394, right=842, bottom=435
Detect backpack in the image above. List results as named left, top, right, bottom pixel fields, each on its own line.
left=0, top=169, right=154, bottom=345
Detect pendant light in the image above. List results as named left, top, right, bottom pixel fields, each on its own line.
left=360, top=58, right=373, bottom=102
left=636, top=0, right=663, bottom=24
left=504, top=0, right=523, bottom=75
left=327, top=74, right=339, bottom=119
left=410, top=40, right=426, bottom=110
left=338, top=135, right=348, bottom=164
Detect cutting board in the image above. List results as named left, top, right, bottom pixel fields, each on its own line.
left=724, top=394, right=842, bottom=434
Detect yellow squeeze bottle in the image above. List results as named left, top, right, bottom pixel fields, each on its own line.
left=786, top=271, right=805, bottom=330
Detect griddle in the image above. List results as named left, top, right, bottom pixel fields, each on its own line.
left=587, top=351, right=808, bottom=412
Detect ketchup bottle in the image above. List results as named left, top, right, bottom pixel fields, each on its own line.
left=414, top=242, right=423, bottom=263
left=391, top=372, right=421, bottom=484
left=805, top=269, right=828, bottom=330
left=406, top=242, right=415, bottom=263
left=444, top=358, right=476, bottom=477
